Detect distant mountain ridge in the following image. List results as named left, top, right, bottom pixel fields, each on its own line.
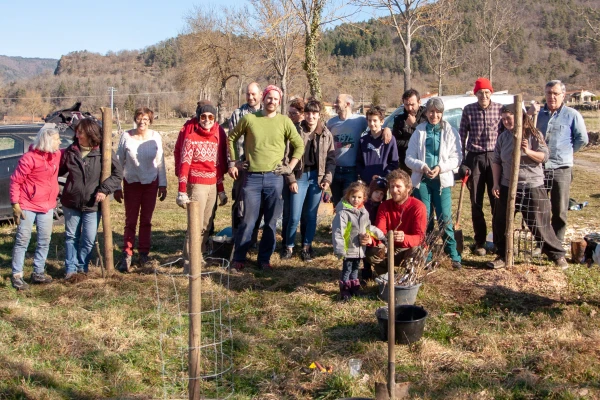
left=0, top=55, right=57, bottom=82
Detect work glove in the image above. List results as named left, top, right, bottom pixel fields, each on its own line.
left=458, top=164, right=471, bottom=179
left=113, top=189, right=123, bottom=203
left=235, top=160, right=249, bottom=170
left=218, top=191, right=228, bottom=206
left=274, top=164, right=293, bottom=176
left=176, top=192, right=190, bottom=209
left=158, top=186, right=167, bottom=202
left=12, top=203, right=25, bottom=225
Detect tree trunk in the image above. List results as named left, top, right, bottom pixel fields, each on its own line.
left=281, top=67, right=288, bottom=114
left=437, top=46, right=444, bottom=95
left=238, top=77, right=244, bottom=108
left=488, top=44, right=493, bottom=84
left=404, top=27, right=412, bottom=92
left=218, top=79, right=227, bottom=123
left=304, top=3, right=323, bottom=100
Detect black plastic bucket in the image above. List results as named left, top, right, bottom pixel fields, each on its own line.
left=375, top=305, right=428, bottom=344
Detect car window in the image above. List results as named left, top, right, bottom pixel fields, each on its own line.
left=0, top=136, right=24, bottom=159
left=443, top=108, right=463, bottom=132
left=383, top=106, right=404, bottom=130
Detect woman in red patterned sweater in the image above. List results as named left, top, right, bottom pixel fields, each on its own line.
left=176, top=103, right=227, bottom=267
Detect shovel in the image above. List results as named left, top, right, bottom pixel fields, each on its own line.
left=455, top=172, right=470, bottom=255
left=374, top=231, right=409, bottom=400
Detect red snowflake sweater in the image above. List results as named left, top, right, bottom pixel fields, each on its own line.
left=178, top=121, right=226, bottom=193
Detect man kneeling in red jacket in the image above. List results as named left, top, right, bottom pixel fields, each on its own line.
left=364, top=169, right=427, bottom=275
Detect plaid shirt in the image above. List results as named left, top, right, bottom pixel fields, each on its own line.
left=459, top=101, right=503, bottom=152
left=228, top=103, right=261, bottom=162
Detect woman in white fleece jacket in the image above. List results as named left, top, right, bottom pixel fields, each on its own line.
left=405, top=97, right=463, bottom=268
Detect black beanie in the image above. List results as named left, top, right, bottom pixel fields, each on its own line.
left=369, top=177, right=388, bottom=200
left=196, top=102, right=217, bottom=119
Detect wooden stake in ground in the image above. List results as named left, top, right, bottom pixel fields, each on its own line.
left=187, top=202, right=202, bottom=400
left=387, top=229, right=395, bottom=399
left=100, top=107, right=115, bottom=274
left=505, top=95, right=523, bottom=269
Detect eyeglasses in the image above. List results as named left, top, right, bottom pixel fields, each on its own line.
left=136, top=117, right=150, bottom=123
left=200, top=114, right=215, bottom=121
left=287, top=111, right=300, bottom=116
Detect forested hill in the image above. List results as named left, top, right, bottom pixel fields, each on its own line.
left=0, top=55, right=57, bottom=82
left=319, top=0, right=599, bottom=96
left=1, top=0, right=597, bottom=119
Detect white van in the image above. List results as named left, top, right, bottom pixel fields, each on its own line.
left=383, top=93, right=517, bottom=132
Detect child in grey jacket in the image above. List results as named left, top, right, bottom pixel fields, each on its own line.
left=332, top=181, right=385, bottom=301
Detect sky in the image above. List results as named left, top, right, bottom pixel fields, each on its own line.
left=0, top=0, right=245, bottom=59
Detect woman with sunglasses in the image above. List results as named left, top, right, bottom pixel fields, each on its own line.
left=174, top=102, right=228, bottom=270
left=115, top=107, right=167, bottom=271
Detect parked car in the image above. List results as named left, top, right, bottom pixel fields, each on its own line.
left=0, top=123, right=74, bottom=221
left=383, top=93, right=517, bottom=132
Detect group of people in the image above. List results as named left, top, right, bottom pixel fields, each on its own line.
left=9, top=78, right=588, bottom=301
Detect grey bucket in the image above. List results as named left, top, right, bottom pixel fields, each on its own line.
left=375, top=275, right=421, bottom=305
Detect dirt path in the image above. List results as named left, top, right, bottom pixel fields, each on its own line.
left=574, top=152, right=600, bottom=174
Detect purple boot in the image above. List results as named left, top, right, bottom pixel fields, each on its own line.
left=339, top=280, right=352, bottom=301
left=349, top=279, right=362, bottom=297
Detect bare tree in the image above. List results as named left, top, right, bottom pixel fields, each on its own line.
left=423, top=0, right=464, bottom=95
left=180, top=6, right=249, bottom=122
left=291, top=0, right=327, bottom=100
left=356, top=0, right=433, bottom=92
left=568, top=1, right=600, bottom=43
left=237, top=0, right=304, bottom=112
left=474, top=0, right=520, bottom=84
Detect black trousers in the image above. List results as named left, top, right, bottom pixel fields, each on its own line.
left=465, top=151, right=496, bottom=246
left=493, top=185, right=565, bottom=260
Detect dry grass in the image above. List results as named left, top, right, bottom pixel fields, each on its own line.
left=1, top=120, right=600, bottom=399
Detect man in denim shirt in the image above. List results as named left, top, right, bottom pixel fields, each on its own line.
left=530, top=80, right=588, bottom=242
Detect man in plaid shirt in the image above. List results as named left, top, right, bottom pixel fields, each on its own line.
left=459, top=77, right=504, bottom=256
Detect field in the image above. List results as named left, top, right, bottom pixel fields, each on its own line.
left=1, top=115, right=600, bottom=400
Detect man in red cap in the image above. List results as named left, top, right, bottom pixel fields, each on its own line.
left=459, top=77, right=504, bottom=257
left=227, top=84, right=305, bottom=272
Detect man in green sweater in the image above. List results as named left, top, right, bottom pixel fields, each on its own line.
left=228, top=85, right=305, bottom=271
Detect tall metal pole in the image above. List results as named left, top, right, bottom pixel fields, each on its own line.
left=387, top=230, right=395, bottom=400
left=188, top=202, right=202, bottom=400
left=108, top=87, right=117, bottom=112
left=100, top=107, right=115, bottom=274
left=505, top=95, right=523, bottom=269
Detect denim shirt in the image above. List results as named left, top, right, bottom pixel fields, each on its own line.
left=536, top=104, right=588, bottom=169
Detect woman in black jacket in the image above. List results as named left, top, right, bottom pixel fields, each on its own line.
left=60, top=118, right=122, bottom=279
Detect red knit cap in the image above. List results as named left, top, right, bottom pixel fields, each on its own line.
left=263, top=85, right=283, bottom=100
left=473, top=78, right=493, bottom=94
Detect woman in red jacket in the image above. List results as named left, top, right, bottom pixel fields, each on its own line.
left=9, top=126, right=61, bottom=290
left=175, top=102, right=227, bottom=269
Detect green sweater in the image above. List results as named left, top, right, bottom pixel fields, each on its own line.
left=228, top=111, right=305, bottom=172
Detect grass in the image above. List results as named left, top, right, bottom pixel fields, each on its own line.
left=1, top=117, right=600, bottom=399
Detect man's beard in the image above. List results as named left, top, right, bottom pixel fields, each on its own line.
left=393, top=190, right=409, bottom=204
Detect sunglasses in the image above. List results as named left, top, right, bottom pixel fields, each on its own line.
left=200, top=114, right=215, bottom=121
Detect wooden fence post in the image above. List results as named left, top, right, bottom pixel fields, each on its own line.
left=187, top=202, right=202, bottom=400
left=387, top=230, right=395, bottom=400
left=100, top=107, right=115, bottom=274
left=505, top=95, right=523, bottom=269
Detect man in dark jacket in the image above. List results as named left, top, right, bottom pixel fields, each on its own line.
left=392, top=89, right=427, bottom=174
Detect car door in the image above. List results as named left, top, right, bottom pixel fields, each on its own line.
left=0, top=135, right=25, bottom=219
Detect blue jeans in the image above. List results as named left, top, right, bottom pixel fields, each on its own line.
left=283, top=169, right=322, bottom=249
left=331, top=166, right=357, bottom=206
left=12, top=209, right=54, bottom=276
left=233, top=172, right=283, bottom=264
left=341, top=258, right=361, bottom=281
left=64, top=206, right=101, bottom=274
left=413, top=179, right=461, bottom=262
